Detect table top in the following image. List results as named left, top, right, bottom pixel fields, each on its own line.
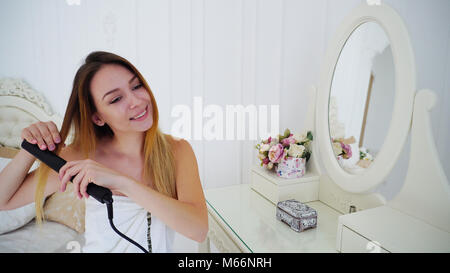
left=205, top=184, right=343, bottom=252
left=339, top=204, right=450, bottom=252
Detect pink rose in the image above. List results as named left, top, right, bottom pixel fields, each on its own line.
left=262, top=157, right=270, bottom=165
left=268, top=144, right=285, bottom=163
left=281, top=136, right=296, bottom=147
left=340, top=142, right=352, bottom=159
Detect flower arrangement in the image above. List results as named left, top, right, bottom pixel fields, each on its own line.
left=332, top=136, right=375, bottom=169
left=359, top=147, right=373, bottom=161
left=255, top=129, right=313, bottom=171
left=356, top=147, right=374, bottom=168
left=331, top=137, right=354, bottom=159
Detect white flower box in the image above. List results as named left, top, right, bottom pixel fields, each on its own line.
left=275, top=157, right=306, bottom=179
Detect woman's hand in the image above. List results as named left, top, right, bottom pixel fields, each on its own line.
left=21, top=121, right=62, bottom=151
left=58, top=159, right=127, bottom=199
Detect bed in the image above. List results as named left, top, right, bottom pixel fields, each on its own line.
left=0, top=78, right=84, bottom=253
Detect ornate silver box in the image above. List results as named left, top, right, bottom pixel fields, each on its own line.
left=276, top=199, right=317, bottom=232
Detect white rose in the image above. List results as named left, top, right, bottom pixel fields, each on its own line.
left=332, top=142, right=342, bottom=156
left=268, top=138, right=278, bottom=148
left=293, top=132, right=307, bottom=143
left=267, top=162, right=274, bottom=169
left=257, top=153, right=266, bottom=160
left=287, top=144, right=305, bottom=158
left=259, top=144, right=270, bottom=153
left=364, top=151, right=373, bottom=161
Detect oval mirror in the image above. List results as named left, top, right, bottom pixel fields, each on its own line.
left=316, top=3, right=416, bottom=193
left=328, top=22, right=394, bottom=174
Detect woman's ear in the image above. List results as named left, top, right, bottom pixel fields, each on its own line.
left=91, top=113, right=105, bottom=126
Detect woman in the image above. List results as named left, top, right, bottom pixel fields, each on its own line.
left=0, top=51, right=208, bottom=252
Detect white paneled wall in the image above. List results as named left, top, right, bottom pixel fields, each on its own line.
left=1, top=0, right=449, bottom=223
left=0, top=0, right=329, bottom=191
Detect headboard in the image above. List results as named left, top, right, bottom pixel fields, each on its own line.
left=0, top=78, right=64, bottom=157
left=0, top=78, right=85, bottom=233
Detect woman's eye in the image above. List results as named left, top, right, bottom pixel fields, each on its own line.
left=110, top=84, right=142, bottom=104
left=132, top=84, right=143, bottom=91
left=110, top=97, right=121, bottom=104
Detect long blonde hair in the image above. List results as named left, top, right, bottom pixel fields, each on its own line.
left=35, top=51, right=177, bottom=224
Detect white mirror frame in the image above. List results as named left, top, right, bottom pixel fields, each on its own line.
left=316, top=3, right=416, bottom=193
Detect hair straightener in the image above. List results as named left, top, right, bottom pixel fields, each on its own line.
left=21, top=139, right=149, bottom=253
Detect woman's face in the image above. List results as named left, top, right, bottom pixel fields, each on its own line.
left=90, top=64, right=153, bottom=133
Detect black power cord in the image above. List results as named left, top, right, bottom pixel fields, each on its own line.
left=105, top=200, right=149, bottom=253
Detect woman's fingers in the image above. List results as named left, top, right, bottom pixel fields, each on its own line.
left=21, top=129, right=36, bottom=144
left=27, top=125, right=46, bottom=149
left=59, top=161, right=92, bottom=199
left=72, top=170, right=87, bottom=199
left=21, top=121, right=62, bottom=151
left=59, top=161, right=78, bottom=182
left=60, top=162, right=80, bottom=192
left=36, top=122, right=56, bottom=151
left=46, top=121, right=62, bottom=145
left=79, top=172, right=90, bottom=199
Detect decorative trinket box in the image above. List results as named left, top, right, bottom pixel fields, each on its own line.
left=275, top=157, right=306, bottom=179
left=276, top=199, right=317, bottom=232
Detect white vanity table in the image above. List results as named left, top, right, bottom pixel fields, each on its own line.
left=199, top=2, right=450, bottom=253
left=202, top=183, right=342, bottom=253
left=200, top=164, right=386, bottom=253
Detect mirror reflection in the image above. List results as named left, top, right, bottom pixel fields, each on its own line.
left=328, top=22, right=394, bottom=174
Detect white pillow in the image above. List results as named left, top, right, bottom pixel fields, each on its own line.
left=0, top=158, right=40, bottom=235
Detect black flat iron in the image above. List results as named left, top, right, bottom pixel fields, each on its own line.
left=21, top=139, right=148, bottom=253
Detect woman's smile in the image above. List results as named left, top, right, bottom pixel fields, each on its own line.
left=130, top=105, right=149, bottom=121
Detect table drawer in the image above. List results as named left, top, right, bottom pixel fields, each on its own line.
left=340, top=226, right=389, bottom=253
left=207, top=212, right=246, bottom=253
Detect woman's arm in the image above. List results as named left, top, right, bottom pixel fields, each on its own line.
left=0, top=149, right=37, bottom=209
left=120, top=139, right=208, bottom=243
left=0, top=121, right=63, bottom=210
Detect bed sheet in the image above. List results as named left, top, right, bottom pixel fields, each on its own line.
left=0, top=219, right=84, bottom=253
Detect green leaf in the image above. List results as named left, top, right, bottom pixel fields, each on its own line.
left=305, top=151, right=311, bottom=162
left=360, top=151, right=366, bottom=160
left=284, top=128, right=290, bottom=138
left=307, top=131, right=313, bottom=141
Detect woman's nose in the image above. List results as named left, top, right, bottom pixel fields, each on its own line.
left=128, top=92, right=141, bottom=109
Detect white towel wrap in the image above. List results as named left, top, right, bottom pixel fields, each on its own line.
left=82, top=195, right=174, bottom=253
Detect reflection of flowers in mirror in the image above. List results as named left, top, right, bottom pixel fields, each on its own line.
left=332, top=136, right=374, bottom=170
left=255, top=128, right=313, bottom=171
left=359, top=147, right=373, bottom=161
left=331, top=136, right=355, bottom=159
left=357, top=147, right=374, bottom=168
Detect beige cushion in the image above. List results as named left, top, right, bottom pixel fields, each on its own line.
left=0, top=145, right=20, bottom=158
left=44, top=183, right=85, bottom=233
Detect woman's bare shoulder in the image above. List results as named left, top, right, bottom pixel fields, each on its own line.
left=164, top=134, right=195, bottom=160
left=165, top=133, right=183, bottom=142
